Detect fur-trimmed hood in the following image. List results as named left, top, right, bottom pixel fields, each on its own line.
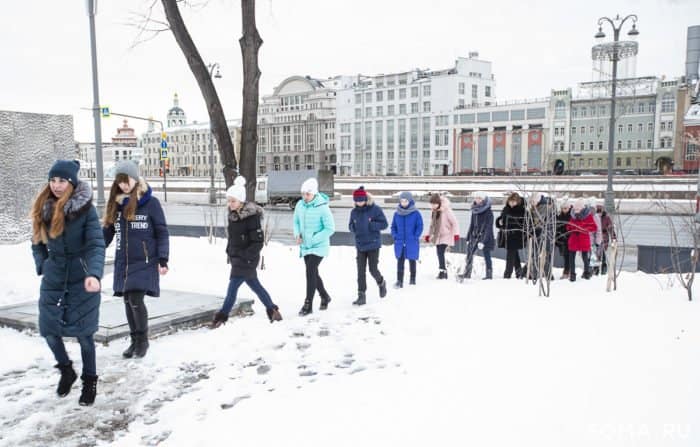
left=229, top=201, right=264, bottom=222
left=42, top=180, right=93, bottom=223
left=354, top=193, right=376, bottom=207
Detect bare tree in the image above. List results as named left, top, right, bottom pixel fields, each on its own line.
left=160, top=0, right=238, bottom=187
left=239, top=0, right=263, bottom=200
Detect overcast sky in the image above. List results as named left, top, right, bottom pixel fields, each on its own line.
left=1, top=0, right=698, bottom=142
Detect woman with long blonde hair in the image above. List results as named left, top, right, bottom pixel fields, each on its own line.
left=30, top=160, right=105, bottom=406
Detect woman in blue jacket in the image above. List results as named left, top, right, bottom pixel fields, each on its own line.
left=30, top=160, right=105, bottom=406
left=293, top=177, right=335, bottom=316
left=390, top=191, right=423, bottom=288
left=103, top=161, right=169, bottom=359
left=349, top=187, right=388, bottom=305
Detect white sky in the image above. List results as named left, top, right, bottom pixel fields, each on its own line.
left=1, top=0, right=698, bottom=142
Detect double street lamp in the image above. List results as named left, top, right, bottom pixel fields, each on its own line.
left=592, top=14, right=639, bottom=215
left=207, top=63, right=222, bottom=204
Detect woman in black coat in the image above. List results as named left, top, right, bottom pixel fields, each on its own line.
left=555, top=202, right=573, bottom=279
left=495, top=192, right=526, bottom=278
left=30, top=160, right=105, bottom=406
left=212, top=177, right=282, bottom=328
left=103, top=161, right=169, bottom=359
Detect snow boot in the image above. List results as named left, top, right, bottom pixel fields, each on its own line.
left=592, top=266, right=600, bottom=276
left=78, top=374, right=98, bottom=406
left=393, top=280, right=403, bottom=289
left=211, top=311, right=229, bottom=329
left=409, top=277, right=416, bottom=285
left=569, top=273, right=577, bottom=282
left=299, top=298, right=313, bottom=316
left=378, top=279, right=387, bottom=298
left=133, top=333, right=149, bottom=358
left=122, top=334, right=137, bottom=359
left=352, top=291, right=367, bottom=306
left=601, top=263, right=608, bottom=275
left=483, top=269, right=493, bottom=280
left=582, top=270, right=592, bottom=280
left=320, top=294, right=331, bottom=311
left=266, top=305, right=283, bottom=323
left=55, top=361, right=77, bottom=397
left=436, top=269, right=448, bottom=280
left=560, top=271, right=570, bottom=280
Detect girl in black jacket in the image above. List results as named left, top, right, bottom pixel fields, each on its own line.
left=212, top=177, right=282, bottom=327
left=495, top=192, right=526, bottom=278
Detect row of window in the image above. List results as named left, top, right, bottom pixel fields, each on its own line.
left=562, top=137, right=673, bottom=152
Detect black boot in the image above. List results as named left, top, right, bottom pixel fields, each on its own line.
left=320, top=295, right=331, bottom=310
left=393, top=280, right=403, bottom=289
left=55, top=361, right=77, bottom=397
left=211, top=311, right=229, bottom=329
left=582, top=270, right=592, bottom=280
left=601, top=263, right=608, bottom=275
left=122, top=334, right=136, bottom=359
left=78, top=374, right=98, bottom=406
left=266, top=305, right=283, bottom=323
left=409, top=277, right=416, bottom=285
left=436, top=269, right=448, bottom=279
left=570, top=273, right=577, bottom=282
left=483, top=269, right=493, bottom=280
left=352, top=291, right=366, bottom=306
left=592, top=266, right=600, bottom=276
left=378, top=279, right=387, bottom=298
left=133, top=333, right=149, bottom=358
left=299, top=298, right=313, bottom=316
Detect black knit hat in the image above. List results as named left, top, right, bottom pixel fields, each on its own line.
left=48, top=159, right=80, bottom=187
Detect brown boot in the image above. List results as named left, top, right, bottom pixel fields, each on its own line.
left=560, top=271, right=570, bottom=280
left=266, top=306, right=283, bottom=323
left=211, top=311, right=229, bottom=329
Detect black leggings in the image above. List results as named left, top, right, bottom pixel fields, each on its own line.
left=357, top=249, right=383, bottom=292
left=397, top=247, right=417, bottom=282
left=304, top=255, right=330, bottom=302
left=504, top=249, right=521, bottom=277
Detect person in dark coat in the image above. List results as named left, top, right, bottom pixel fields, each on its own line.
left=566, top=199, right=598, bottom=281
left=212, top=176, right=282, bottom=327
left=390, top=191, right=423, bottom=288
left=495, top=192, right=526, bottom=279
left=460, top=192, right=495, bottom=280
left=103, top=161, right=169, bottom=359
left=555, top=202, right=573, bottom=280
left=30, top=160, right=105, bottom=406
left=349, top=187, right=388, bottom=305
left=525, top=192, right=556, bottom=281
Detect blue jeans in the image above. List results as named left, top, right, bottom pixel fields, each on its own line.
left=45, top=335, right=96, bottom=377
left=221, top=276, right=275, bottom=315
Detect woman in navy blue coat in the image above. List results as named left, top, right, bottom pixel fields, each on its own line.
left=461, top=192, right=495, bottom=280
left=349, top=187, right=388, bottom=305
left=30, top=160, right=105, bottom=406
left=103, top=161, right=169, bottom=359
left=390, top=191, right=423, bottom=288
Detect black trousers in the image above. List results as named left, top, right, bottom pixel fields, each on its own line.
left=357, top=249, right=384, bottom=292
left=558, top=244, right=571, bottom=273
left=304, top=255, right=330, bottom=302
left=397, top=248, right=417, bottom=282
left=504, top=248, right=522, bottom=277
left=124, top=291, right=148, bottom=336
left=436, top=244, right=447, bottom=270
left=569, top=250, right=591, bottom=276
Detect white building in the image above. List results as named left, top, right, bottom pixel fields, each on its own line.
left=140, top=94, right=241, bottom=177
left=256, top=75, right=352, bottom=174
left=335, top=53, right=496, bottom=176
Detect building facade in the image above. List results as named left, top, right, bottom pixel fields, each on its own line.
left=336, top=54, right=497, bottom=176
left=256, top=75, right=348, bottom=175
left=77, top=119, right=142, bottom=178
left=140, top=94, right=241, bottom=178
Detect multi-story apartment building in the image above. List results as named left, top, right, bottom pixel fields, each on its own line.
left=140, top=94, right=241, bottom=178
left=336, top=53, right=497, bottom=175
left=256, top=75, right=350, bottom=175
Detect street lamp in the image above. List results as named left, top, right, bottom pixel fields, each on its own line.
left=207, top=62, right=222, bottom=204
left=592, top=14, right=639, bottom=215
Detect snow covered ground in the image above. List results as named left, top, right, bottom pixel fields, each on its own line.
left=1, top=237, right=698, bottom=446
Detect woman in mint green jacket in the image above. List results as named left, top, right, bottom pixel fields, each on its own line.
left=294, top=177, right=335, bottom=316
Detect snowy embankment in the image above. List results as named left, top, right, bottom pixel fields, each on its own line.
left=0, top=237, right=698, bottom=447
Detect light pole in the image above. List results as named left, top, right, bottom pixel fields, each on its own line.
left=207, top=63, right=222, bottom=204
left=86, top=0, right=105, bottom=213
left=593, top=14, right=639, bottom=215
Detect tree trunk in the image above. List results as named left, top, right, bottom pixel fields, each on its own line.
left=161, top=0, right=237, bottom=187
left=239, top=0, right=263, bottom=200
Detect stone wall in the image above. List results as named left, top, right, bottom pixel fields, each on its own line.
left=0, top=111, right=75, bottom=243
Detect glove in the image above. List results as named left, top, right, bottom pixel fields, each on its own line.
left=424, top=235, right=430, bottom=243
left=454, top=235, right=460, bottom=243
left=477, top=242, right=484, bottom=250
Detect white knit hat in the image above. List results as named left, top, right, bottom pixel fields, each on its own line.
left=226, top=176, right=246, bottom=202
left=300, top=177, right=318, bottom=195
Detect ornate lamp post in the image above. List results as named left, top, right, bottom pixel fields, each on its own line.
left=592, top=14, right=639, bottom=215
left=207, top=63, right=222, bottom=204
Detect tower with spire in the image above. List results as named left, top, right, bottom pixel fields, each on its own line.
left=167, top=93, right=187, bottom=127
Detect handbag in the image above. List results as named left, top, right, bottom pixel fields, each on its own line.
left=497, top=230, right=505, bottom=248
